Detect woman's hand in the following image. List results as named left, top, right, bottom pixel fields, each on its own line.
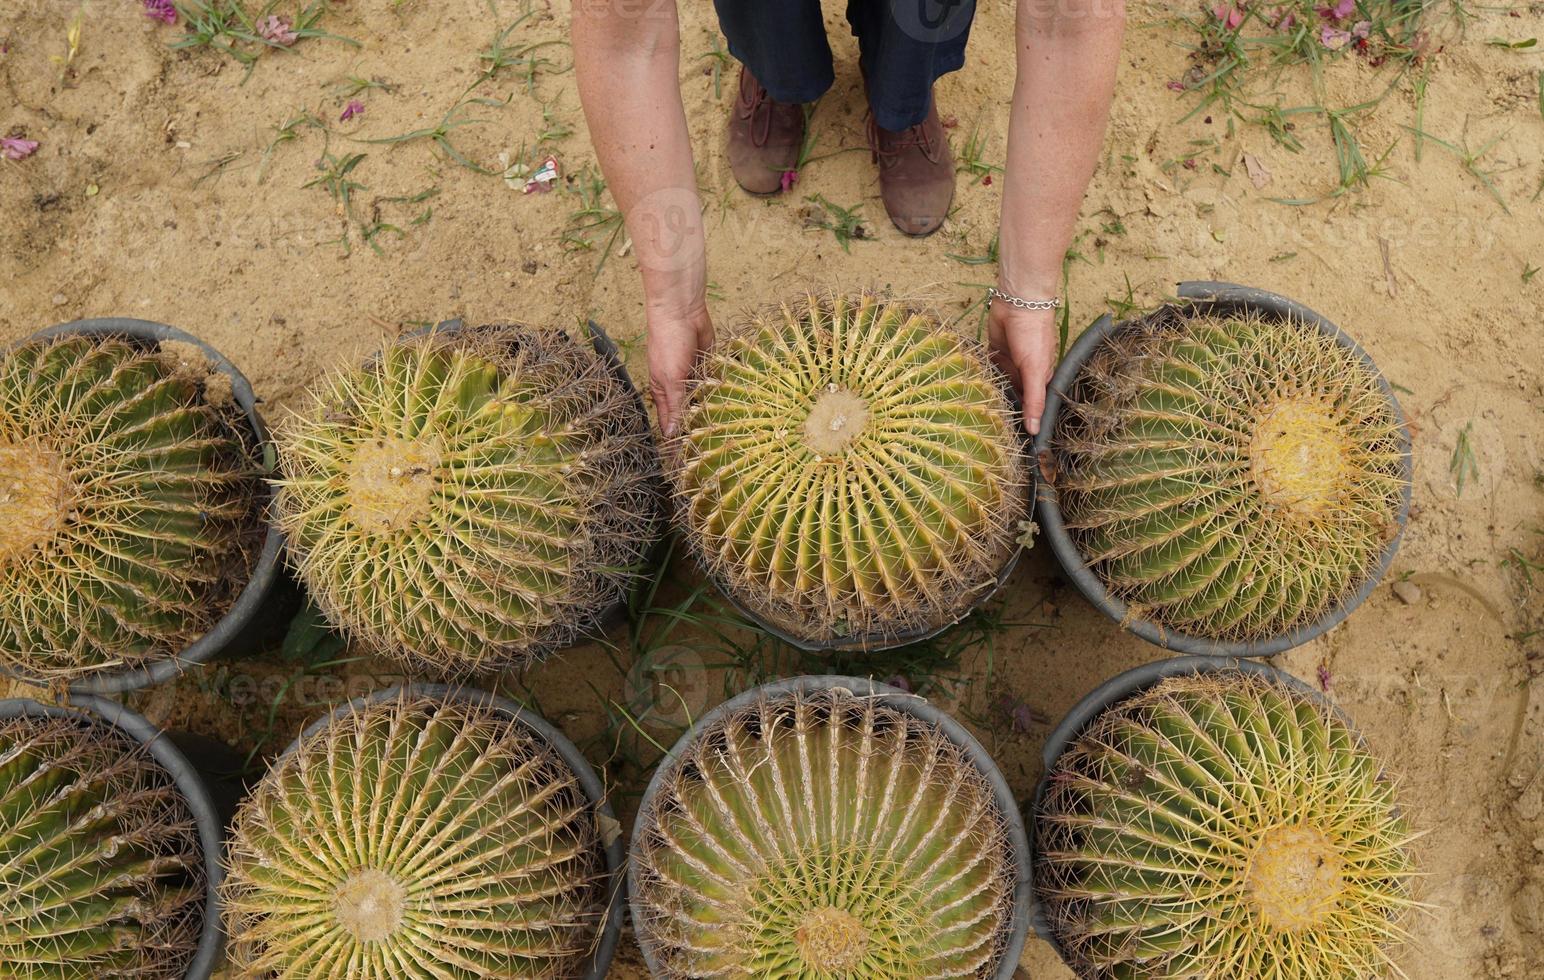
left=987, top=300, right=1057, bottom=436
left=647, top=302, right=714, bottom=438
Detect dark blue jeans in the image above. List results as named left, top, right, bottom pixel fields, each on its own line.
left=712, top=0, right=978, bottom=131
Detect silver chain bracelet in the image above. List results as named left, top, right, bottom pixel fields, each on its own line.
left=987, top=287, right=1062, bottom=311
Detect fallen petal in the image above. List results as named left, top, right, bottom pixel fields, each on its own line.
left=1321, top=25, right=1353, bottom=49
left=257, top=14, right=299, bottom=46
left=1, top=137, right=39, bottom=160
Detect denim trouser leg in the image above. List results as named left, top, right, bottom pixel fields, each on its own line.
left=712, top=0, right=836, bottom=105
left=847, top=0, right=979, bottom=130
left=714, top=1, right=979, bottom=131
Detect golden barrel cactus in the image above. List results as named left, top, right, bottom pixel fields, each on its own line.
left=0, top=710, right=206, bottom=977
left=631, top=680, right=1023, bottom=977
left=224, top=690, right=612, bottom=978
left=0, top=333, right=258, bottom=683
left=274, top=324, right=661, bottom=675
left=1036, top=670, right=1420, bottom=978
left=672, top=293, right=1028, bottom=647
left=1049, top=309, right=1408, bottom=645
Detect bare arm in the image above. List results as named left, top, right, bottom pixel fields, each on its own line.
left=572, top=0, right=711, bottom=435
left=990, top=0, right=1126, bottom=435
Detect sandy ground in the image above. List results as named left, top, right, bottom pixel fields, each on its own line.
left=2, top=0, right=1542, bottom=976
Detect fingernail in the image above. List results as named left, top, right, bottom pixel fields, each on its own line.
left=1029, top=417, right=1041, bottom=435
left=664, top=421, right=679, bottom=439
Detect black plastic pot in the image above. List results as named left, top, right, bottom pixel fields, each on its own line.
left=0, top=694, right=227, bottom=980
left=1027, top=655, right=1339, bottom=955
left=713, top=547, right=1026, bottom=654
left=274, top=683, right=625, bottom=979
left=3, top=317, right=285, bottom=694
left=629, top=675, right=1034, bottom=978
left=1031, top=281, right=1413, bottom=658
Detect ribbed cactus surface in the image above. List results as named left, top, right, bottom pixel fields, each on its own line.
left=673, top=293, right=1027, bottom=645
left=1051, top=311, right=1407, bottom=643
left=632, top=686, right=1017, bottom=978
left=0, top=714, right=204, bottom=978
left=0, top=335, right=256, bottom=682
left=224, top=693, right=607, bottom=979
left=1036, top=674, right=1419, bottom=978
left=274, top=325, right=660, bottom=675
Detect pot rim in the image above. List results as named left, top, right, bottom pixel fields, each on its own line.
left=1029, top=280, right=1414, bottom=658
left=0, top=694, right=227, bottom=979
left=711, top=546, right=1026, bottom=653
left=270, top=682, right=625, bottom=980
left=3, top=317, right=284, bottom=694
left=627, top=674, right=1033, bottom=979
left=1027, top=655, right=1344, bottom=951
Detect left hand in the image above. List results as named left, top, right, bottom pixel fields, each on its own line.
left=987, top=300, right=1058, bottom=436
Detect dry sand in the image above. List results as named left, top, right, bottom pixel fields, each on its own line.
left=2, top=0, right=1542, bottom=976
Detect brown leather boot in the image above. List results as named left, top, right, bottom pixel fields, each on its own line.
left=868, top=98, right=955, bottom=237
left=727, top=67, right=806, bottom=195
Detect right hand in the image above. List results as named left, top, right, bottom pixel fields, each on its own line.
left=647, top=302, right=714, bottom=438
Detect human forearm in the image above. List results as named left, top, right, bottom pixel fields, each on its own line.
left=572, top=2, right=712, bottom=433
left=989, top=0, right=1124, bottom=436
left=999, top=0, right=1125, bottom=297
left=572, top=3, right=705, bottom=318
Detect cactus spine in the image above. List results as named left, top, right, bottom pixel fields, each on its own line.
left=632, top=685, right=1018, bottom=978
left=1050, top=310, right=1407, bottom=643
left=0, top=335, right=257, bottom=682
left=274, top=325, right=661, bottom=675
left=0, top=713, right=205, bottom=978
left=672, top=293, right=1027, bottom=645
left=223, top=692, right=608, bottom=979
left=1036, top=673, right=1420, bottom=978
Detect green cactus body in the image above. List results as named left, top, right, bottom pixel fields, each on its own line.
left=0, top=336, right=257, bottom=682
left=274, top=326, right=660, bottom=675
left=1051, top=311, right=1407, bottom=643
left=1036, top=674, right=1419, bottom=978
left=633, top=687, right=1017, bottom=978
left=223, top=694, right=607, bottom=979
left=0, top=715, right=204, bottom=978
left=673, top=293, right=1027, bottom=645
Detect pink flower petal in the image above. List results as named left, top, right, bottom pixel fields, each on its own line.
left=1, top=137, right=39, bottom=161
left=780, top=169, right=798, bottom=193
left=1212, top=4, right=1244, bottom=29
left=1319, top=0, right=1356, bottom=20
left=339, top=99, right=365, bottom=122
left=257, top=14, right=299, bottom=46
left=142, top=0, right=177, bottom=25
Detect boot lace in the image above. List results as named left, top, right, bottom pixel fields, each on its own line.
left=866, top=114, right=941, bottom=163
